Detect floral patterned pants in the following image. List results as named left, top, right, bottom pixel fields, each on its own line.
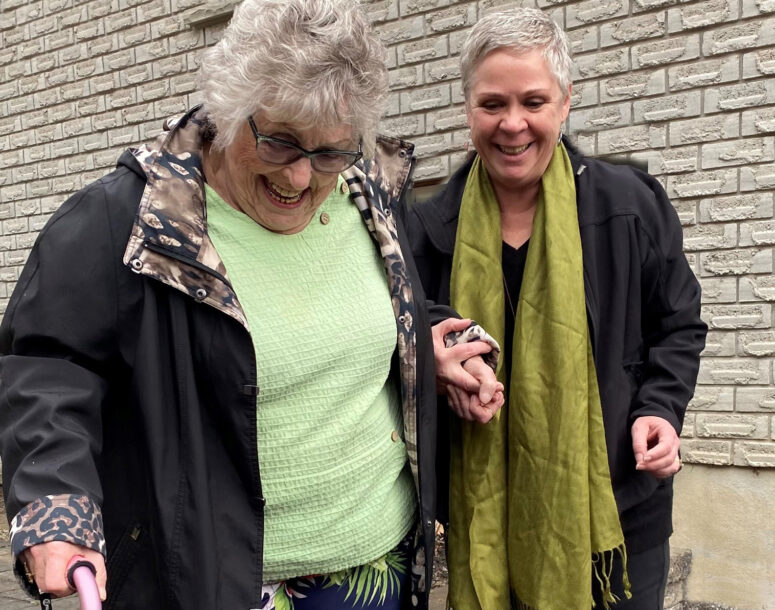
left=260, top=532, right=413, bottom=610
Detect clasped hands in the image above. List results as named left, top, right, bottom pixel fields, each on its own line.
left=433, top=318, right=505, bottom=423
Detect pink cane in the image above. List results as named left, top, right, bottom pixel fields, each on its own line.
left=66, top=555, right=102, bottom=610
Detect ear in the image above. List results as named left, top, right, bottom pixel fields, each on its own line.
left=561, top=84, right=572, bottom=121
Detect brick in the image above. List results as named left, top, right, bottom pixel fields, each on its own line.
left=389, top=65, right=423, bottom=90
left=400, top=83, right=451, bottom=113
left=649, top=145, right=699, bottom=174
left=0, top=184, right=25, bottom=202
left=89, top=0, right=116, bottom=20
left=379, top=115, right=426, bottom=139
left=105, top=8, right=138, bottom=33
left=0, top=150, right=23, bottom=169
left=376, top=15, right=425, bottom=44
left=574, top=49, right=629, bottom=80
left=86, top=34, right=118, bottom=58
left=425, top=57, right=460, bottom=84
left=600, top=70, right=665, bottom=102
left=569, top=102, right=632, bottom=132
left=667, top=0, right=738, bottom=32
left=681, top=439, right=732, bottom=465
left=106, top=88, right=138, bottom=109
left=398, top=0, right=449, bottom=16
left=14, top=198, right=40, bottom=216
left=153, top=97, right=187, bottom=118
left=668, top=115, right=739, bottom=145
left=448, top=29, right=468, bottom=56
left=30, top=16, right=58, bottom=38
left=426, top=105, right=467, bottom=133
left=741, top=163, right=775, bottom=191
left=742, top=107, right=775, bottom=137
left=633, top=91, right=702, bottom=122
left=742, top=0, right=775, bottom=17
left=427, top=5, right=477, bottom=33
left=45, top=66, right=75, bottom=88
left=699, top=193, right=774, bottom=223
left=672, top=199, right=697, bottom=225
left=36, top=124, right=62, bottom=143
left=37, top=160, right=65, bottom=179
left=364, top=0, right=398, bottom=22
left=600, top=12, right=665, bottom=46
left=0, top=115, right=21, bottom=136
left=104, top=49, right=135, bottom=72
left=168, top=29, right=203, bottom=54
left=2, top=218, right=29, bottom=234
left=668, top=56, right=740, bottom=92
left=706, top=79, right=775, bottom=113
left=66, top=156, right=94, bottom=174
left=58, top=43, right=87, bottom=66
left=45, top=29, right=74, bottom=52
left=739, top=331, right=775, bottom=355
left=565, top=0, right=625, bottom=27
left=59, top=6, right=88, bottom=28
left=53, top=174, right=81, bottom=194
left=740, top=219, right=775, bottom=247
left=412, top=154, right=448, bottom=181
left=153, top=55, right=187, bottom=78
left=78, top=132, right=108, bottom=152
left=135, top=39, right=169, bottom=63
left=667, top=168, right=737, bottom=199
left=701, top=304, right=772, bottom=328
left=702, top=17, right=775, bottom=56
left=737, top=388, right=775, bottom=411
left=74, top=18, right=105, bottom=41
left=697, top=358, right=771, bottom=385
left=699, top=277, right=738, bottom=304
left=108, top=125, right=139, bottom=147
left=569, top=81, right=599, bottom=108
left=632, top=34, right=700, bottom=68
left=137, top=0, right=173, bottom=23
left=119, top=24, right=152, bottom=48
left=0, top=81, right=18, bottom=101
left=568, top=27, right=599, bottom=54
left=740, top=275, right=775, bottom=302
left=170, top=73, right=196, bottom=96
left=701, top=330, right=737, bottom=356
left=413, top=132, right=455, bottom=158
left=702, top=137, right=775, bottom=170
left=688, top=385, right=734, bottom=410
left=597, top=124, right=666, bottom=154
left=697, top=414, right=770, bottom=440
left=734, top=441, right=775, bottom=467
left=743, top=47, right=775, bottom=78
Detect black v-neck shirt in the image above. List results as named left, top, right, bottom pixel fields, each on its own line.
left=502, top=239, right=529, bottom=389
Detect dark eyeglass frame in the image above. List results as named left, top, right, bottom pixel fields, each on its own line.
left=247, top=117, right=362, bottom=174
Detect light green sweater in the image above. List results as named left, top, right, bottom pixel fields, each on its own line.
left=205, top=180, right=416, bottom=582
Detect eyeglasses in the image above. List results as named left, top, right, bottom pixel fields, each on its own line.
left=247, top=117, right=362, bottom=174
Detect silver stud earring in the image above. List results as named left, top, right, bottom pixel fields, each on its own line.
left=558, top=122, right=564, bottom=144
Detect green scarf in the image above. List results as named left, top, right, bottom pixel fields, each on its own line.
left=448, top=145, right=629, bottom=609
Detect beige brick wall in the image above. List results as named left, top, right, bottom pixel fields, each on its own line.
left=0, top=0, right=774, bottom=466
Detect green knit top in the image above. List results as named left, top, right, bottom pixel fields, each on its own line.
left=204, top=179, right=416, bottom=582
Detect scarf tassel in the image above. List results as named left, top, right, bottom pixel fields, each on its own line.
left=592, top=544, right=632, bottom=609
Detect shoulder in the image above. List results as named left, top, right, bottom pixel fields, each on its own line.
left=568, top=144, right=677, bottom=234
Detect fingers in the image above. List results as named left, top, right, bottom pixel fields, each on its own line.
left=632, top=416, right=681, bottom=479
left=447, top=385, right=504, bottom=424
left=463, top=357, right=502, bottom=404
left=23, top=541, right=107, bottom=600
left=431, top=317, right=472, bottom=342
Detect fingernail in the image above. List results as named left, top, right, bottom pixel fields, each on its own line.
left=635, top=453, right=643, bottom=464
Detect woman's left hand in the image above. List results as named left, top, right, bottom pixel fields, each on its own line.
left=446, top=357, right=505, bottom=423
left=631, top=416, right=682, bottom=478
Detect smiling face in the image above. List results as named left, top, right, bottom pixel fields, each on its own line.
left=210, top=113, right=355, bottom=234
left=466, top=48, right=571, bottom=203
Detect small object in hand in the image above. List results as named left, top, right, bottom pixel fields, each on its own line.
left=39, top=592, right=52, bottom=609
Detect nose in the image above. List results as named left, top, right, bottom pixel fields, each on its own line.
left=500, top=104, right=527, bottom=133
left=282, top=156, right=313, bottom=190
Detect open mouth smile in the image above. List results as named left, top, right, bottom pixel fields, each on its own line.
left=497, top=143, right=530, bottom=155
left=263, top=178, right=306, bottom=206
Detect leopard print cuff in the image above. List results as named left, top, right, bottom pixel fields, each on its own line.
left=444, top=321, right=500, bottom=371
left=10, top=494, right=106, bottom=556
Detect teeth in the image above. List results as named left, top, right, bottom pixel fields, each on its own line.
left=499, top=143, right=529, bottom=154
left=266, top=180, right=303, bottom=203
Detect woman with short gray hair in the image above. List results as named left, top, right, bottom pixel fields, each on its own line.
left=409, top=6, right=705, bottom=610
left=0, top=0, right=503, bottom=608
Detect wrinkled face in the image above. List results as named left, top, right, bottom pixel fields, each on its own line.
left=466, top=49, right=571, bottom=200
left=218, top=113, right=355, bottom=234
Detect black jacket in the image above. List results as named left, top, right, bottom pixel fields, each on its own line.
left=407, top=142, right=707, bottom=552
left=0, top=109, right=440, bottom=609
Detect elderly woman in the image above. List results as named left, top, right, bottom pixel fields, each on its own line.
left=0, top=0, right=502, bottom=608
left=408, top=8, right=707, bottom=610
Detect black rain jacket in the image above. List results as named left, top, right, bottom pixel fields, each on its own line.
left=0, top=108, right=442, bottom=609
left=407, top=141, right=707, bottom=552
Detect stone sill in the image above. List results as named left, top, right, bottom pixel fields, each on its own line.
left=184, top=1, right=239, bottom=28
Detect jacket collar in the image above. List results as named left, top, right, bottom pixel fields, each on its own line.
left=123, top=106, right=414, bottom=330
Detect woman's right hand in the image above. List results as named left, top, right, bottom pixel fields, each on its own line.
left=22, top=540, right=107, bottom=601
left=432, top=317, right=505, bottom=423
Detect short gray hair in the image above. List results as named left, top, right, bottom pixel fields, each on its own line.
left=461, top=7, right=573, bottom=102
left=198, top=0, right=387, bottom=156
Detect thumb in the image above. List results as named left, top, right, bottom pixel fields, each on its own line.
left=631, top=420, right=648, bottom=467
left=434, top=317, right=472, bottom=337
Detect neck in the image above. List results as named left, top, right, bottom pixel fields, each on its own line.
left=496, top=183, right=539, bottom=249
left=202, top=143, right=239, bottom=214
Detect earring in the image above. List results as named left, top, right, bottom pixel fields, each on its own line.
left=557, top=122, right=564, bottom=144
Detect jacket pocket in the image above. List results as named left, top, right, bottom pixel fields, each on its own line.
left=105, top=523, right=144, bottom=608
